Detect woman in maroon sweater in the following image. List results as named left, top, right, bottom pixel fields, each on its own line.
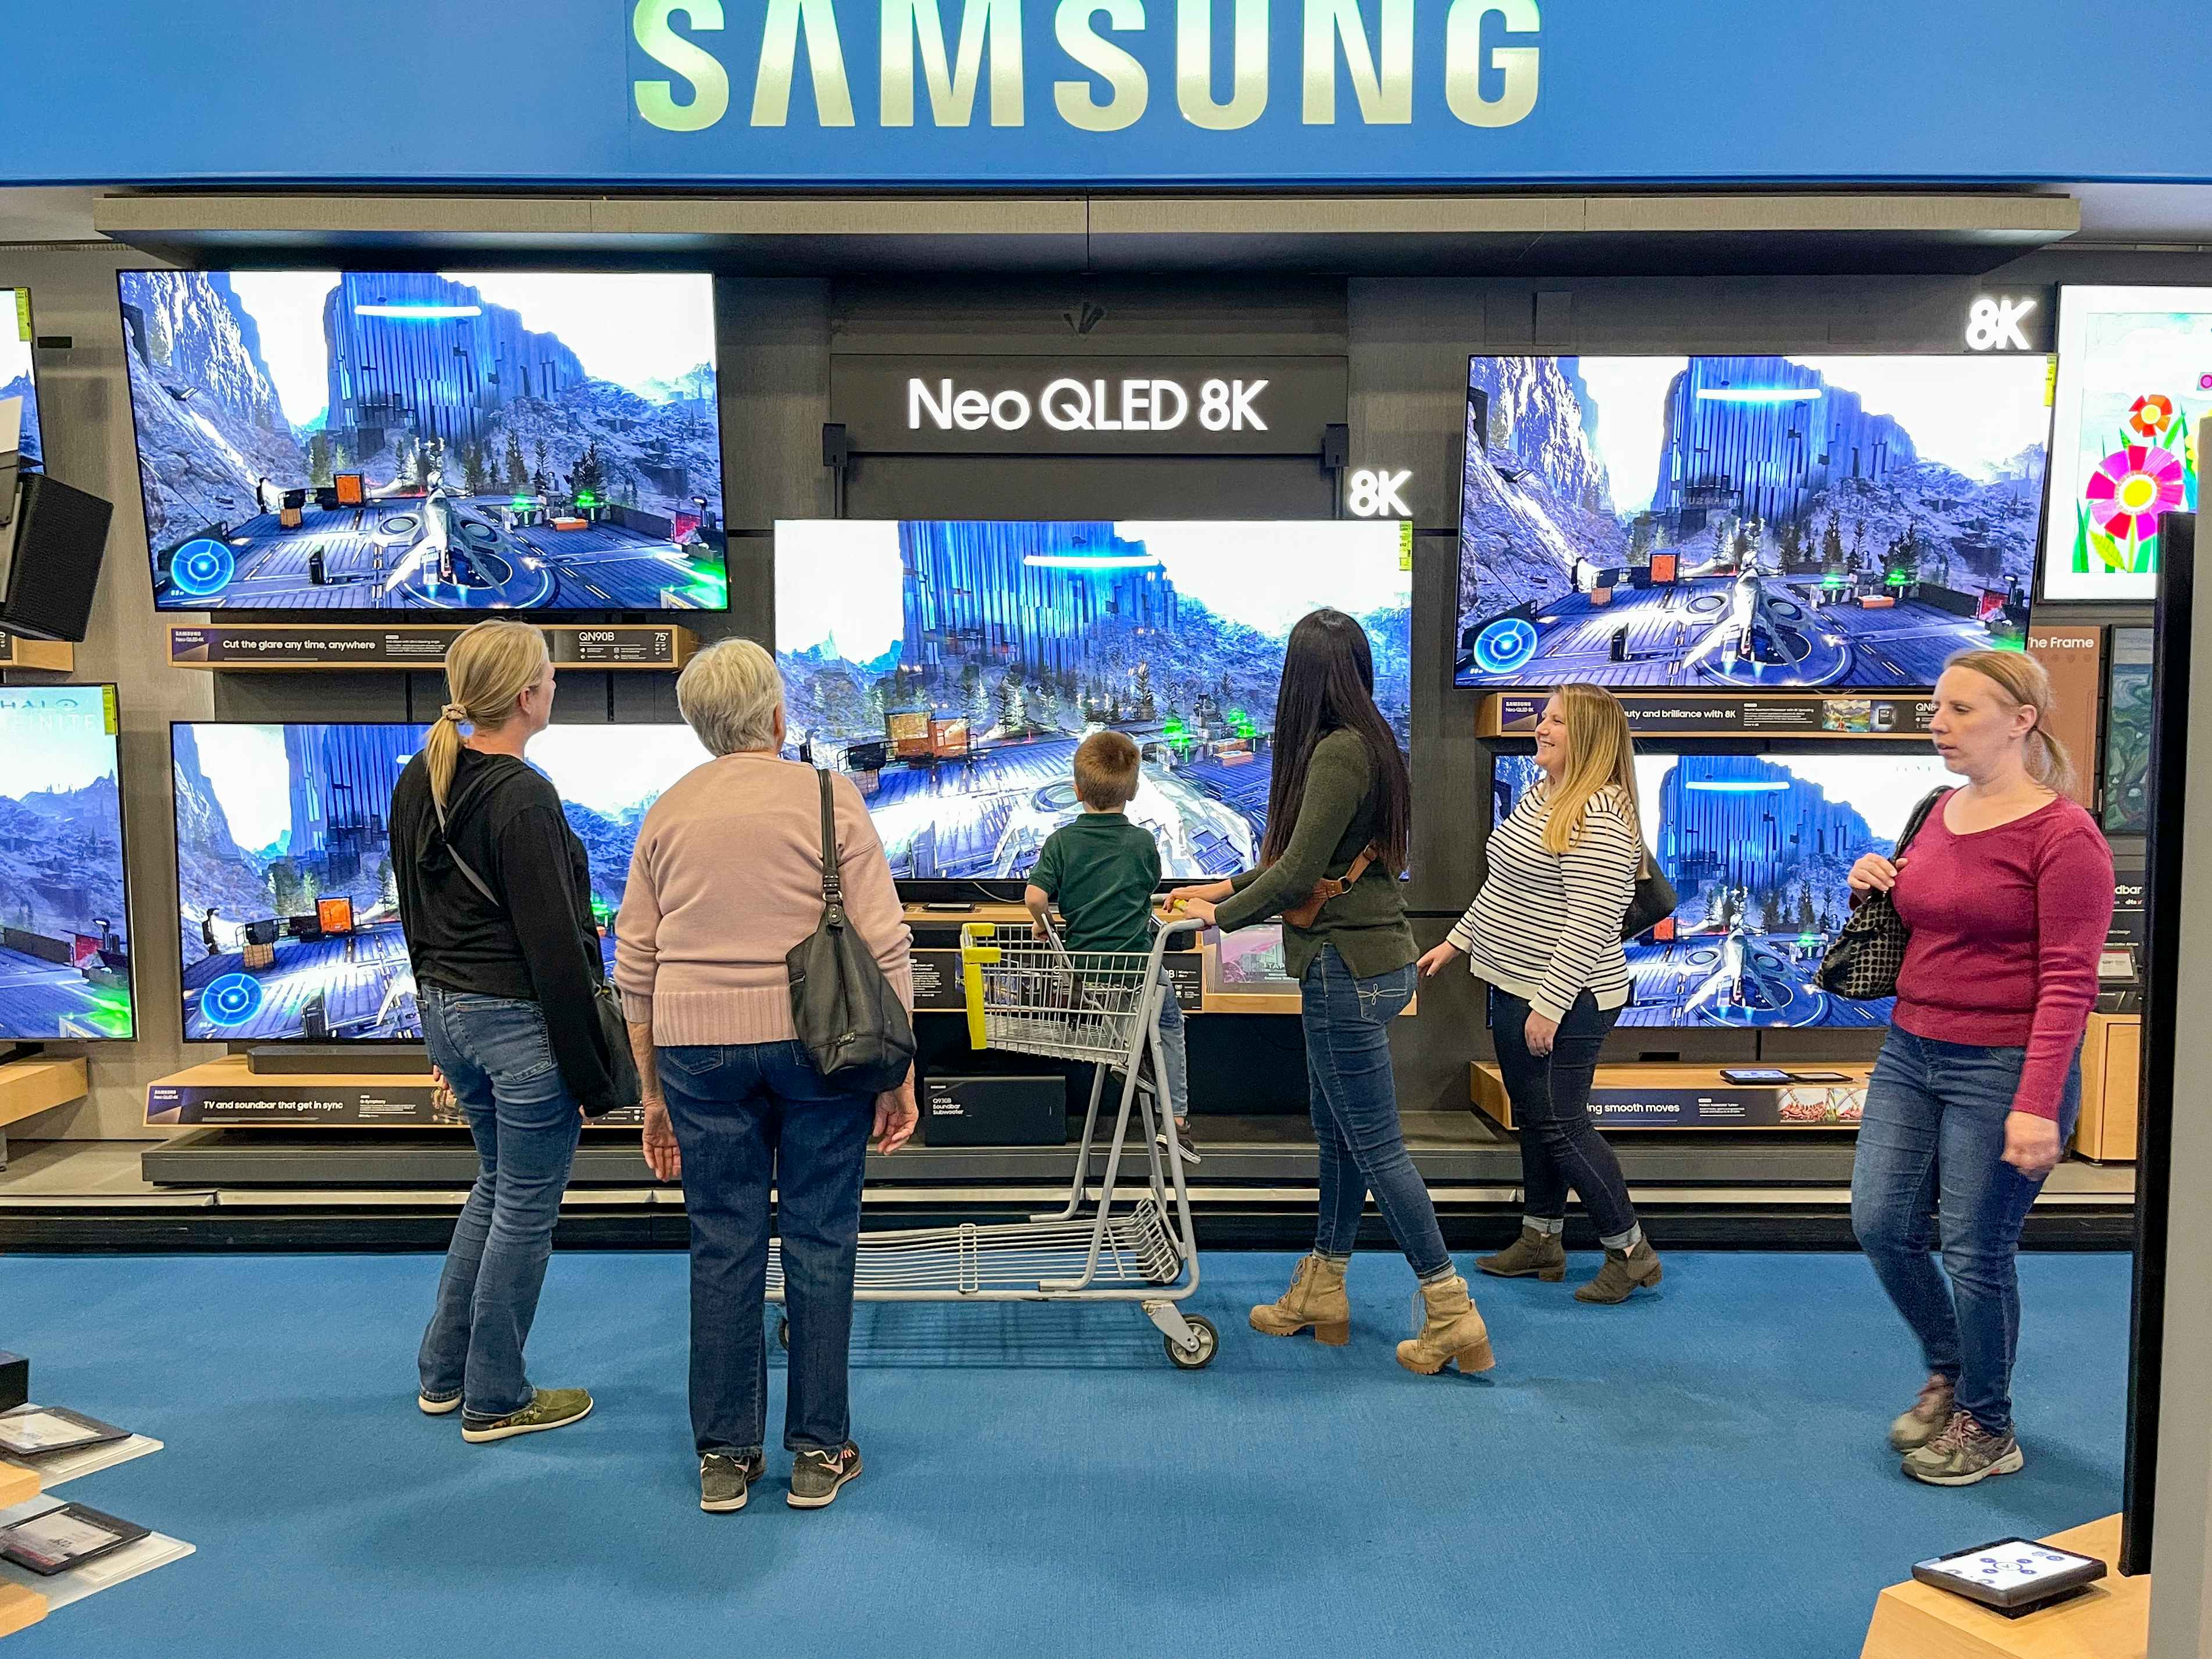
left=1848, top=650, right=2114, bottom=1489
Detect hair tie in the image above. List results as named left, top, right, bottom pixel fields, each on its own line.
left=442, top=703, right=468, bottom=723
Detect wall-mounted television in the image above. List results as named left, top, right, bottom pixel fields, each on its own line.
left=1457, top=355, right=2053, bottom=688
left=1490, top=748, right=1954, bottom=1028
left=2043, top=286, right=2210, bottom=603
left=171, top=720, right=710, bottom=1042
left=774, top=519, right=1412, bottom=883
left=119, top=270, right=726, bottom=612
left=2104, top=626, right=2154, bottom=834
left=1, top=686, right=135, bottom=1040
left=0, top=288, right=40, bottom=470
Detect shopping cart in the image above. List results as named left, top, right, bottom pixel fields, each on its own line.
left=764, top=914, right=1216, bottom=1369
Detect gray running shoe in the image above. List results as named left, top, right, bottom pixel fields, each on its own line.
left=788, top=1442, right=863, bottom=1509
left=460, top=1387, right=594, bottom=1444
left=1901, top=1410, right=2024, bottom=1487
left=701, top=1450, right=766, bottom=1514
left=1888, top=1373, right=1956, bottom=1451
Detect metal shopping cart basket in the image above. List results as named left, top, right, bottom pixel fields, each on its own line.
left=764, top=914, right=1216, bottom=1369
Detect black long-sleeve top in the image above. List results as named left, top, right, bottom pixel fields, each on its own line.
left=390, top=745, right=622, bottom=1114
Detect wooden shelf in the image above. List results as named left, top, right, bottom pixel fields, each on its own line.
left=0, top=1580, right=44, bottom=1639
left=0, top=636, right=72, bottom=672
left=1861, top=1515, right=2143, bottom=1659
left=0, top=1466, right=37, bottom=1511
left=0, top=1058, right=87, bottom=1130
left=1474, top=1060, right=1871, bottom=1130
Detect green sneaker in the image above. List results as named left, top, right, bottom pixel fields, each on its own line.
left=788, top=1442, right=862, bottom=1510
left=1901, top=1410, right=2024, bottom=1487
left=701, top=1450, right=766, bottom=1514
left=460, top=1387, right=594, bottom=1444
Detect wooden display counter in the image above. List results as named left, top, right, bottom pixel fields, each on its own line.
left=1474, top=1061, right=1871, bottom=1130
left=2074, top=1012, right=2140, bottom=1164
left=1860, top=1514, right=2142, bottom=1659
left=0, top=1581, right=43, bottom=1640
left=0, top=1058, right=86, bottom=1131
left=0, top=1465, right=36, bottom=1511
left=0, top=635, right=72, bottom=672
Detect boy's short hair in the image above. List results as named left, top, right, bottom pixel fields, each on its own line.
left=1073, top=730, right=1141, bottom=809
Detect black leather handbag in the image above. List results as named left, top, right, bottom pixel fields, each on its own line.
left=1815, top=787, right=1950, bottom=1000
left=1622, top=851, right=1676, bottom=941
left=787, top=770, right=917, bottom=1094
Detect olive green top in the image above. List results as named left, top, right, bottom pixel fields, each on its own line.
left=1212, top=727, right=1416, bottom=983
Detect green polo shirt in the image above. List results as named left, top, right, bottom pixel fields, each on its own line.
left=1029, top=812, right=1161, bottom=955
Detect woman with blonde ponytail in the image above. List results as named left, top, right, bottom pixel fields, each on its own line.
left=391, top=619, right=623, bottom=1444
left=1847, top=648, right=2114, bottom=1489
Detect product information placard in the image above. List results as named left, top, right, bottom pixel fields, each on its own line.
left=167, top=625, right=691, bottom=671
left=145, top=1079, right=641, bottom=1128
left=1484, top=693, right=1937, bottom=740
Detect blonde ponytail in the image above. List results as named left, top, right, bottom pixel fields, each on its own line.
left=1945, top=648, right=2077, bottom=798
left=427, top=620, right=551, bottom=811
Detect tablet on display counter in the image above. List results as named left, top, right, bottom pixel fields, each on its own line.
left=0, top=1503, right=151, bottom=1577
left=1909, top=1537, right=2107, bottom=1613
left=0, top=1405, right=131, bottom=1459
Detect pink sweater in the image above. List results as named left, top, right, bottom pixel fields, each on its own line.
left=614, top=752, right=914, bottom=1047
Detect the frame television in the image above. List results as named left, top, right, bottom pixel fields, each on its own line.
left=171, top=720, right=710, bottom=1042
left=774, top=519, right=1412, bottom=884
left=1, top=288, right=40, bottom=470
left=119, top=270, right=726, bottom=612
left=1457, top=355, right=2053, bottom=688
left=2105, top=626, right=2154, bottom=834
left=1490, top=748, right=1954, bottom=1028
left=2043, top=286, right=2210, bottom=602
left=1, top=686, right=135, bottom=1040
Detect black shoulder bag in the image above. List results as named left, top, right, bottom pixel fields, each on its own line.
left=1621, top=848, right=1677, bottom=942
left=787, top=770, right=916, bottom=1094
left=1815, top=787, right=1951, bottom=1001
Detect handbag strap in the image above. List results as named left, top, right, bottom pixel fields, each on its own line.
left=815, top=768, right=845, bottom=920
left=431, top=788, right=501, bottom=909
left=1895, top=787, right=1951, bottom=859
left=1335, top=843, right=1378, bottom=891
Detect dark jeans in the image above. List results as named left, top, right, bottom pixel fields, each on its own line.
left=417, top=985, right=583, bottom=1420
left=1489, top=987, right=1637, bottom=1244
left=658, top=1039, right=876, bottom=1457
left=1850, top=1029, right=2083, bottom=1437
left=1303, top=946, right=1450, bottom=1279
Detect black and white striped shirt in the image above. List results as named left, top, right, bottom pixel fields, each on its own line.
left=1450, top=782, right=1639, bottom=1021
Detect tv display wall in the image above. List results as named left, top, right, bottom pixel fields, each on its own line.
left=0, top=288, right=39, bottom=469
left=2104, top=627, right=2154, bottom=834
left=1, top=686, right=134, bottom=1040
left=775, top=519, right=1412, bottom=882
left=1457, top=355, right=2052, bottom=688
left=1491, top=749, right=1954, bottom=1028
left=119, top=270, right=726, bottom=612
left=172, top=721, right=710, bottom=1042
left=2044, top=286, right=2210, bottom=602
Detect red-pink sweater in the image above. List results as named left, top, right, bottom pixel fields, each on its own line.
left=1890, top=793, right=2114, bottom=1121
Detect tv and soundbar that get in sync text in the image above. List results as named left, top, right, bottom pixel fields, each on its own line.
left=119, top=270, right=726, bottom=613
left=1456, top=355, right=2053, bottom=688
left=0, top=287, right=40, bottom=470
left=1, top=686, right=136, bottom=1041
left=773, top=519, right=1412, bottom=884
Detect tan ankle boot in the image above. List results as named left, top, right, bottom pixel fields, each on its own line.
left=1476, top=1226, right=1567, bottom=1282
left=1395, top=1275, right=1496, bottom=1375
left=1575, top=1240, right=1663, bottom=1304
left=1249, top=1253, right=1351, bottom=1345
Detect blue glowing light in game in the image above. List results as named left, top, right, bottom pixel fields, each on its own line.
left=199, top=973, right=265, bottom=1028
left=169, top=538, right=238, bottom=597
left=1685, top=780, right=1791, bottom=793
left=1472, top=615, right=1539, bottom=675
left=352, top=303, right=483, bottom=320
left=1695, top=388, right=1822, bottom=405
left=1021, top=554, right=1162, bottom=570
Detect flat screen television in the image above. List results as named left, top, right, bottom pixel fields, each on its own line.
left=773, top=519, right=1413, bottom=883
left=0, top=686, right=135, bottom=1040
left=171, top=720, right=710, bottom=1042
left=2104, top=626, right=2154, bottom=834
left=1456, top=355, right=2053, bottom=688
left=1490, top=748, right=1954, bottom=1027
left=2043, top=286, right=2210, bottom=603
left=0, top=287, right=40, bottom=470
left=118, top=270, right=726, bottom=612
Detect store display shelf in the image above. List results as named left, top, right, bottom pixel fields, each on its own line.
left=1474, top=1062, right=1873, bottom=1132
left=0, top=636, right=72, bottom=672
left=1478, top=690, right=1936, bottom=742
left=0, top=1060, right=85, bottom=1132
left=166, top=621, right=696, bottom=673
left=0, top=1465, right=35, bottom=1511
left=0, top=1496, right=193, bottom=1639
left=145, top=1055, right=650, bottom=1132
left=1861, top=1514, right=2143, bottom=1659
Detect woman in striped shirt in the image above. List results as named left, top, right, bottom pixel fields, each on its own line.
left=1419, top=683, right=1661, bottom=1304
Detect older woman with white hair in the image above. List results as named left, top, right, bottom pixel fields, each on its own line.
left=616, top=637, right=916, bottom=1517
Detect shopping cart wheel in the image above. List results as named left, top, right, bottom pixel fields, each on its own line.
left=777, top=1318, right=791, bottom=1351
left=1164, top=1315, right=1219, bottom=1370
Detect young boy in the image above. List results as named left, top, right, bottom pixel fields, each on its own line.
left=1023, top=731, right=1197, bottom=1165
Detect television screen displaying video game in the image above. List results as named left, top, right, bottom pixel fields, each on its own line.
left=1457, top=355, right=2053, bottom=688
left=172, top=721, right=711, bottom=1041
left=0, top=686, right=135, bottom=1040
left=1491, top=749, right=1954, bottom=1027
left=119, top=270, right=726, bottom=611
left=2103, top=627, right=2153, bottom=834
left=776, top=519, right=1412, bottom=882
left=1, top=288, right=41, bottom=469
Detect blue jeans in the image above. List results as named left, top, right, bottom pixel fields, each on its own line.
left=1154, top=968, right=1189, bottom=1124
left=416, top=984, right=583, bottom=1421
left=1850, top=1030, right=2083, bottom=1436
left=1302, top=946, right=1449, bottom=1279
left=658, top=1039, right=877, bottom=1457
left=1489, top=987, right=1637, bottom=1245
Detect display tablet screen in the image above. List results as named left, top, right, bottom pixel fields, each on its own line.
left=1919, top=1540, right=2096, bottom=1594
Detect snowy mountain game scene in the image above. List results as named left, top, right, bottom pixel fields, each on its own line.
left=172, top=722, right=709, bottom=1042
left=1457, top=355, right=2052, bottom=688
left=1492, top=751, right=1953, bottom=1027
left=1, top=287, right=40, bottom=470
left=119, top=270, right=725, bottom=612
left=0, top=687, right=134, bottom=1041
left=776, top=520, right=1412, bottom=882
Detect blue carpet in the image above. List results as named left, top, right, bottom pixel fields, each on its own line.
left=0, top=1250, right=2128, bottom=1659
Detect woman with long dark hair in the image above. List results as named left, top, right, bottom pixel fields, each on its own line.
left=1173, top=609, right=1492, bottom=1375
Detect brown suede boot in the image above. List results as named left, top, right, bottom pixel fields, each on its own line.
left=1394, top=1275, right=1496, bottom=1375
left=1476, top=1226, right=1567, bottom=1282
left=1575, top=1239, right=1663, bottom=1304
left=1249, top=1253, right=1351, bottom=1345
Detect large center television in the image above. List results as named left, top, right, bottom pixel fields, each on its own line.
left=773, top=519, right=1413, bottom=884
left=1, top=287, right=40, bottom=469
left=1457, top=355, right=2053, bottom=688
left=1, top=685, right=135, bottom=1040
left=119, top=269, right=726, bottom=612
left=171, top=721, right=711, bottom=1043
left=1491, top=749, right=1954, bottom=1028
